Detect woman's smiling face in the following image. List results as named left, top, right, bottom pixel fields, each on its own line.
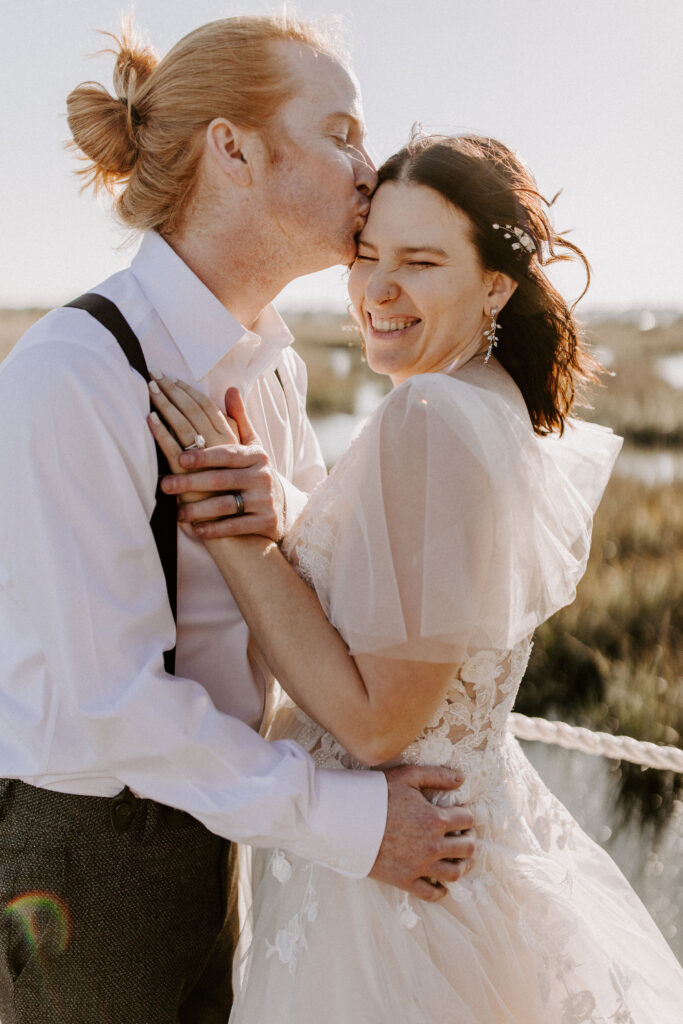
left=348, top=181, right=496, bottom=384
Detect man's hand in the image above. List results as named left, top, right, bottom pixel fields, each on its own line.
left=163, top=442, right=287, bottom=542
left=148, top=382, right=286, bottom=542
left=370, top=765, right=475, bottom=901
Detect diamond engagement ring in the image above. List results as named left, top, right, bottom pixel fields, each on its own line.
left=184, top=433, right=206, bottom=451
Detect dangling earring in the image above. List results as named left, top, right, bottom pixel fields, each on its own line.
left=483, top=307, right=500, bottom=363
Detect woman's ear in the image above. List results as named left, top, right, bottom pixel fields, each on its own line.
left=205, top=118, right=253, bottom=186
left=485, top=271, right=517, bottom=314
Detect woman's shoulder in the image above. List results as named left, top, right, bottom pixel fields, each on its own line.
left=370, top=360, right=533, bottom=454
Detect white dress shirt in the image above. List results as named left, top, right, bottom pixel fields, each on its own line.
left=0, top=231, right=387, bottom=877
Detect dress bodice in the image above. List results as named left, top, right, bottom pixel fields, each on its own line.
left=269, top=638, right=533, bottom=839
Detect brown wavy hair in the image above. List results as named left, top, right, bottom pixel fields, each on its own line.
left=378, top=133, right=600, bottom=434
left=66, top=14, right=345, bottom=237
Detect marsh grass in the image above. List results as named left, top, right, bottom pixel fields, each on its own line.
left=516, top=475, right=683, bottom=832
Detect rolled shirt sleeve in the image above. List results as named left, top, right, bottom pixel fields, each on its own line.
left=0, top=330, right=386, bottom=878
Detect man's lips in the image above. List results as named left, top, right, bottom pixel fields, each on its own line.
left=354, top=203, right=371, bottom=226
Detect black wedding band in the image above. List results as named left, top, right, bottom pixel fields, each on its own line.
left=231, top=491, right=245, bottom=517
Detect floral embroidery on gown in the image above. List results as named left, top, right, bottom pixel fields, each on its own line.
left=229, top=357, right=683, bottom=1024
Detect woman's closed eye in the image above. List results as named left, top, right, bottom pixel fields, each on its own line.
left=353, top=254, right=438, bottom=269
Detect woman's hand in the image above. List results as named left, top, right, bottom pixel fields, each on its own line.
left=147, top=375, right=286, bottom=541
left=147, top=371, right=238, bottom=507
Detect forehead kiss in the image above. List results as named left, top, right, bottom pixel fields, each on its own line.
left=259, top=42, right=376, bottom=269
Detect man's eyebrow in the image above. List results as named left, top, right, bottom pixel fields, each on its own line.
left=322, top=112, right=366, bottom=138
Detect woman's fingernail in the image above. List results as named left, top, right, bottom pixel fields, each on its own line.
left=179, top=452, right=196, bottom=467
left=194, top=526, right=206, bottom=536
left=149, top=380, right=161, bottom=394
left=150, top=369, right=164, bottom=380
left=160, top=477, right=174, bottom=492
left=149, top=412, right=160, bottom=424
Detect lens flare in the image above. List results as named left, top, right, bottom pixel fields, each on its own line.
left=4, top=891, right=72, bottom=954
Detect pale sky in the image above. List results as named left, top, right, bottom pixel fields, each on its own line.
left=1, top=0, right=681, bottom=313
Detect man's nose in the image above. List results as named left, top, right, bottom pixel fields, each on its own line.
left=353, top=144, right=378, bottom=196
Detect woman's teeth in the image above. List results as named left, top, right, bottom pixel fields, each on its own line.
left=371, top=317, right=419, bottom=333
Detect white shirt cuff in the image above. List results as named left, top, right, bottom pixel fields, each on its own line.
left=302, top=767, right=388, bottom=878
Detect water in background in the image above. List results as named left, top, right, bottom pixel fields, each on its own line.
left=312, top=380, right=386, bottom=466
left=657, top=352, right=683, bottom=390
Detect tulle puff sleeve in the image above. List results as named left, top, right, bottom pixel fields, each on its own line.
left=285, top=363, right=622, bottom=662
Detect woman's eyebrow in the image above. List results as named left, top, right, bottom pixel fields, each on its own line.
left=357, top=241, right=448, bottom=258
left=398, top=245, right=448, bottom=257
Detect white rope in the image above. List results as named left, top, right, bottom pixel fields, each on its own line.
left=509, top=714, right=683, bottom=772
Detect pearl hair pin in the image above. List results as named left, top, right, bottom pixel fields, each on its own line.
left=492, top=223, right=536, bottom=256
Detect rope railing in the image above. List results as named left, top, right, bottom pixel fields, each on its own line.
left=509, top=714, right=683, bottom=773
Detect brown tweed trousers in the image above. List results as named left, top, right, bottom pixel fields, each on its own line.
left=0, top=779, right=238, bottom=1023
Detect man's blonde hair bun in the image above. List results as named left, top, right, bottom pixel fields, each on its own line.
left=66, top=22, right=158, bottom=190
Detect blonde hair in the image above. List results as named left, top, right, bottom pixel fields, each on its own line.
left=66, top=14, right=344, bottom=236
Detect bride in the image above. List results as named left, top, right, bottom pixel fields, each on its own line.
left=149, top=133, right=683, bottom=1021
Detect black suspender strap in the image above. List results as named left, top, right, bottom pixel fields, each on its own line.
left=64, top=293, right=177, bottom=675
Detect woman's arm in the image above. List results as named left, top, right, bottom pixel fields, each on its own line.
left=206, top=534, right=454, bottom=767
left=149, top=376, right=456, bottom=767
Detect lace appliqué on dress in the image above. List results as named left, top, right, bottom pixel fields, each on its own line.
left=265, top=849, right=319, bottom=975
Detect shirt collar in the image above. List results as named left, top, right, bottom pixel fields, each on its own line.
left=130, top=230, right=293, bottom=382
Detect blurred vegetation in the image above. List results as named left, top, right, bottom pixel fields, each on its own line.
left=2, top=306, right=682, bottom=833
left=516, top=474, right=683, bottom=835
left=286, top=311, right=390, bottom=415
left=581, top=317, right=683, bottom=447
left=515, top=314, right=682, bottom=832
left=0, top=308, right=45, bottom=362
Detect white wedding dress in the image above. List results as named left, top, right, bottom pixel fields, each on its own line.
left=229, top=357, right=683, bottom=1023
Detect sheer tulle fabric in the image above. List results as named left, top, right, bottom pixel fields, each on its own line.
left=232, top=738, right=682, bottom=1024
left=284, top=360, right=622, bottom=661
left=230, top=358, right=683, bottom=1023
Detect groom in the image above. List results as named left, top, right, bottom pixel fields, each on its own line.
left=0, top=14, right=474, bottom=1024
